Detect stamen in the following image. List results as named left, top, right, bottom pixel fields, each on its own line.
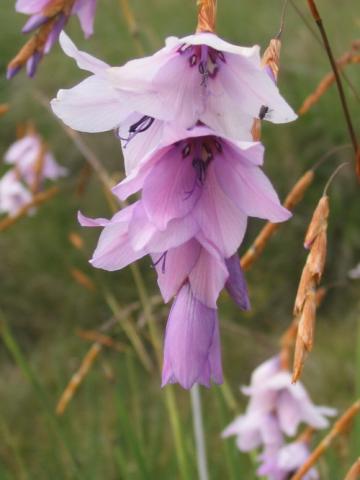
left=152, top=252, right=168, bottom=274
left=217, top=51, right=226, bottom=63
left=182, top=143, right=192, bottom=158
left=119, top=115, right=155, bottom=147
left=129, top=116, right=154, bottom=134
left=189, top=54, right=198, bottom=66
left=214, top=140, right=223, bottom=153
left=202, top=143, right=213, bottom=162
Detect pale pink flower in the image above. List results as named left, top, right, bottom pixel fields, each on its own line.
left=78, top=125, right=289, bottom=387
left=258, top=441, right=318, bottom=480
left=222, top=356, right=336, bottom=452
left=4, top=134, right=67, bottom=186
left=51, top=32, right=296, bottom=162
left=0, top=170, right=32, bottom=217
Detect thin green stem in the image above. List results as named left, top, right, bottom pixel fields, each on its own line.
left=306, top=0, right=358, bottom=156
left=0, top=316, right=81, bottom=479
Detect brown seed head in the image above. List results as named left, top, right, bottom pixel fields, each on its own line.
left=196, top=0, right=217, bottom=33
left=297, top=289, right=317, bottom=352
left=261, top=38, right=281, bottom=81
left=292, top=334, right=307, bottom=383
left=306, top=230, right=327, bottom=281
left=304, top=195, right=329, bottom=249
left=0, top=104, right=9, bottom=117
left=344, top=458, right=360, bottom=480
left=68, top=232, right=84, bottom=250
left=294, top=265, right=314, bottom=315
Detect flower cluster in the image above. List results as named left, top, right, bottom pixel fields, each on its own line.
left=222, top=356, right=336, bottom=479
left=8, top=0, right=97, bottom=78
left=0, top=132, right=66, bottom=217
left=51, top=16, right=297, bottom=388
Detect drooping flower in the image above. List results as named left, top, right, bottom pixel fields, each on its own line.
left=51, top=31, right=296, bottom=168
left=4, top=134, right=67, bottom=187
left=0, top=170, right=32, bottom=217
left=223, top=356, right=336, bottom=444
left=222, top=356, right=336, bottom=478
left=78, top=126, right=290, bottom=388
left=8, top=0, right=97, bottom=78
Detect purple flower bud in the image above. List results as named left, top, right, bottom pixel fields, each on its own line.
left=22, top=13, right=48, bottom=33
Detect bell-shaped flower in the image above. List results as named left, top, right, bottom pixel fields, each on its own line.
left=112, top=125, right=291, bottom=258
left=0, top=170, right=32, bottom=217
left=8, top=0, right=97, bottom=78
left=78, top=125, right=290, bottom=388
left=51, top=31, right=296, bottom=151
left=4, top=134, right=67, bottom=187
left=222, top=355, right=336, bottom=448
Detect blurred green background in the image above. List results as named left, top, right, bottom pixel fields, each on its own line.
left=0, top=0, right=360, bottom=478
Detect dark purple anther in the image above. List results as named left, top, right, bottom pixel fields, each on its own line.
left=214, top=140, right=223, bottom=153
left=152, top=252, right=168, bottom=274
left=182, top=143, right=191, bottom=158
left=26, top=51, right=42, bottom=78
left=44, top=13, right=67, bottom=54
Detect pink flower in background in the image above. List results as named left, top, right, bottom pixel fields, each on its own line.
left=51, top=31, right=296, bottom=166
left=258, top=441, right=318, bottom=480
left=4, top=134, right=67, bottom=186
left=223, top=356, right=335, bottom=444
left=222, top=356, right=336, bottom=478
left=0, top=170, right=32, bottom=217
left=8, top=0, right=97, bottom=78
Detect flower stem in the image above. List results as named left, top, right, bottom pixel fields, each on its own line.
left=191, top=385, right=209, bottom=480
left=129, top=263, right=191, bottom=480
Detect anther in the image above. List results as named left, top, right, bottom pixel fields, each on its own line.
left=182, top=143, right=191, bottom=158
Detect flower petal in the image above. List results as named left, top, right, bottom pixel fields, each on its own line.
left=59, top=32, right=108, bottom=74
left=142, top=146, right=201, bottom=230
left=216, top=143, right=291, bottom=222
left=51, top=75, right=132, bottom=132
left=161, top=284, right=222, bottom=389
left=73, top=0, right=96, bottom=38
left=225, top=254, right=251, bottom=310
left=153, top=239, right=201, bottom=303
left=193, top=165, right=248, bottom=257
left=189, top=242, right=228, bottom=308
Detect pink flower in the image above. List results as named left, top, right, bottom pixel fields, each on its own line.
left=78, top=127, right=289, bottom=387
left=51, top=31, right=296, bottom=153
left=4, top=134, right=67, bottom=186
left=0, top=170, right=32, bottom=217
left=222, top=356, right=336, bottom=450
left=258, top=441, right=318, bottom=480
left=9, top=0, right=96, bottom=78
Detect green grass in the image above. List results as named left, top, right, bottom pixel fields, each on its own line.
left=0, top=0, right=360, bottom=478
